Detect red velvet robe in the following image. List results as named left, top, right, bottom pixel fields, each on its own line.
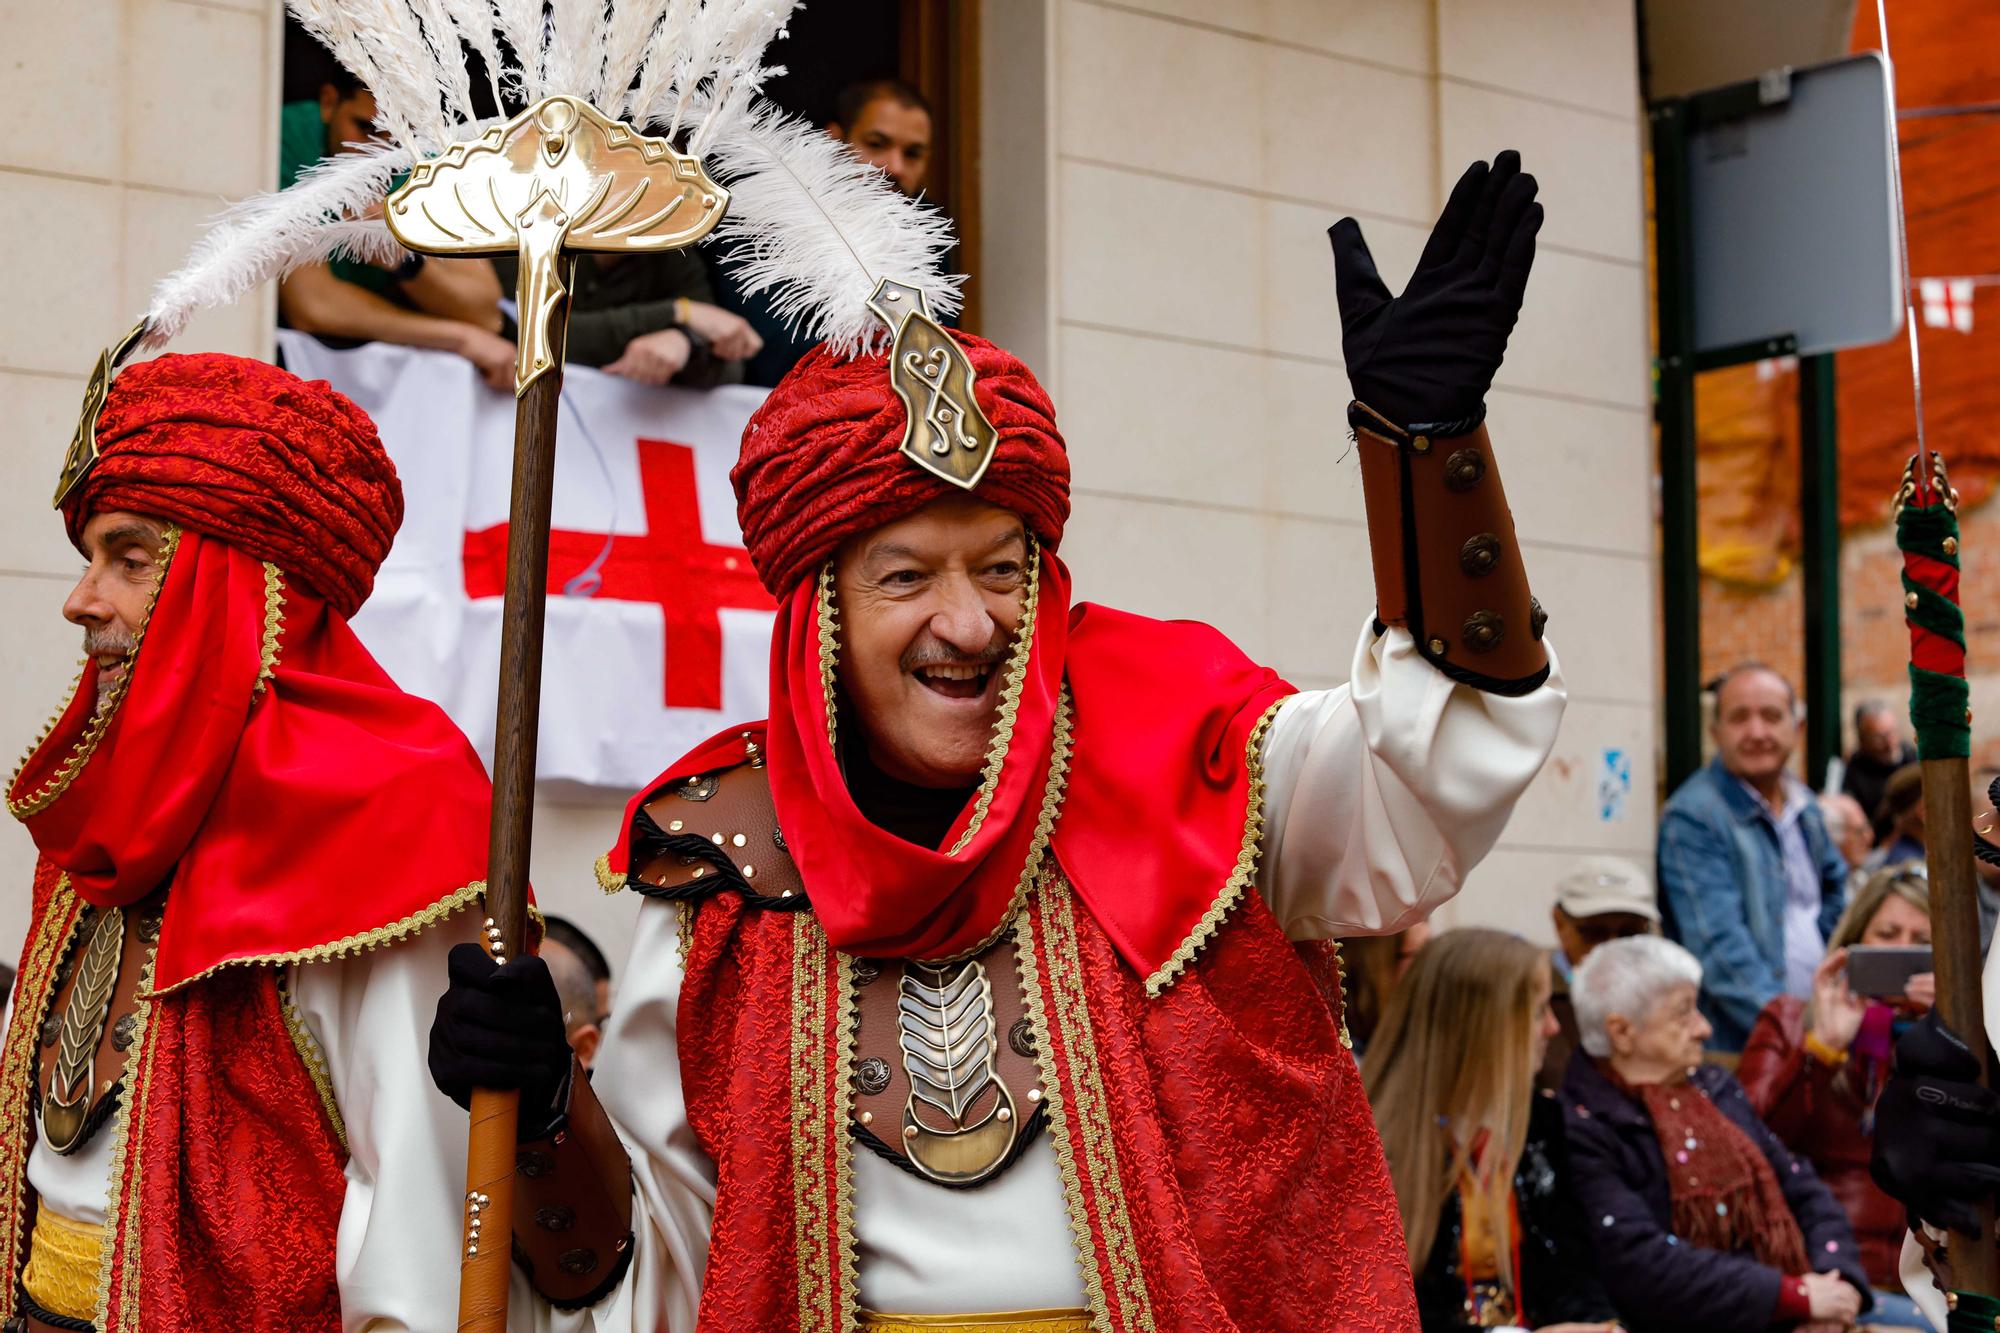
left=672, top=862, right=1417, bottom=1330
left=0, top=858, right=347, bottom=1332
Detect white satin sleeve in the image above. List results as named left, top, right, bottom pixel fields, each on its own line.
left=516, top=895, right=715, bottom=1333
left=1254, top=619, right=1567, bottom=939
left=287, top=914, right=482, bottom=1333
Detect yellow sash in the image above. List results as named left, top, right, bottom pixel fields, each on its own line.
left=21, top=1205, right=103, bottom=1321
left=857, top=1312, right=1093, bottom=1332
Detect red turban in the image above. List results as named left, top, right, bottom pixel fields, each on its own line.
left=731, top=332, right=1071, bottom=595
left=64, top=352, right=401, bottom=620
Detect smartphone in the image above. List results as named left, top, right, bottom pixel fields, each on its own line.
left=1846, top=945, right=1932, bottom=997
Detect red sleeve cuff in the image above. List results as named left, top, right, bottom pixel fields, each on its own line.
left=1772, top=1275, right=1812, bottom=1321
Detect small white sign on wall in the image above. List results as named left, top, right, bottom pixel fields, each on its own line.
left=1597, top=748, right=1632, bottom=823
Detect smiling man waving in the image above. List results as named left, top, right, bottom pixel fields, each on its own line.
left=429, top=151, right=1567, bottom=1331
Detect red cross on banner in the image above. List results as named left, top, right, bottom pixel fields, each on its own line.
left=462, top=437, right=774, bottom=711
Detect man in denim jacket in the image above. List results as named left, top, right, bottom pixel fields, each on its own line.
left=1658, top=663, right=1847, bottom=1050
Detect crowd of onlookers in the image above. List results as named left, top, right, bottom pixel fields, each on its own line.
left=278, top=73, right=941, bottom=389
left=1352, top=661, right=1968, bottom=1331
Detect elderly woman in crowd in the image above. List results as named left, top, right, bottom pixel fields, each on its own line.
left=1364, top=930, right=1619, bottom=1332
left=1563, top=936, right=1871, bottom=1332
left=1737, top=867, right=1933, bottom=1327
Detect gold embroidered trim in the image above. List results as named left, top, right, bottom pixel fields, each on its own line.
left=595, top=851, right=623, bottom=895
left=0, top=877, right=83, bottom=1299
left=142, top=879, right=487, bottom=997
left=7, top=526, right=182, bottom=820
left=278, top=973, right=347, bottom=1151
left=1140, top=698, right=1287, bottom=998
left=1041, top=877, right=1156, bottom=1330
left=673, top=900, right=696, bottom=975
left=916, top=686, right=1073, bottom=968
left=21, top=1205, right=101, bottom=1321
left=1332, top=940, right=1353, bottom=1050
left=832, top=946, right=859, bottom=1329
left=790, top=913, right=838, bottom=1330
left=944, top=538, right=1041, bottom=856
left=815, top=562, right=841, bottom=753
left=96, top=941, right=159, bottom=1331
left=1013, top=894, right=1113, bottom=1333
left=857, top=1313, right=1094, bottom=1331
left=253, top=562, right=285, bottom=697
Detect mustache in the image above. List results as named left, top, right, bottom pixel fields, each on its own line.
left=901, top=637, right=1011, bottom=673
left=83, top=627, right=136, bottom=658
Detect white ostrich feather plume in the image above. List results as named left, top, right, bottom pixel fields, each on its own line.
left=143, top=0, right=963, bottom=365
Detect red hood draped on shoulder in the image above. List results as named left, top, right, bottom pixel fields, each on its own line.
left=612, top=333, right=1291, bottom=988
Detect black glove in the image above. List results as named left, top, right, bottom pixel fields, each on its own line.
left=1329, top=149, right=1543, bottom=431
left=1871, top=1009, right=2000, bottom=1234
left=429, top=942, right=574, bottom=1140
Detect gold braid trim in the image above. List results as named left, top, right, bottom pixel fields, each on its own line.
left=7, top=526, right=182, bottom=820
left=1014, top=891, right=1113, bottom=1333
left=1042, top=877, right=1155, bottom=1330
left=914, top=686, right=1073, bottom=968
left=857, top=1314, right=1093, bottom=1331
left=673, top=900, right=696, bottom=974
left=1332, top=940, right=1353, bottom=1050
left=141, top=879, right=487, bottom=997
left=1140, top=698, right=1287, bottom=998
left=594, top=851, right=623, bottom=895
left=252, top=563, right=285, bottom=697
left=96, top=944, right=159, bottom=1332
left=0, top=877, right=83, bottom=1298
left=277, top=972, right=347, bottom=1151
left=945, top=538, right=1042, bottom=856
left=832, top=947, right=860, bottom=1329
left=788, top=914, right=838, bottom=1330
left=815, top=562, right=841, bottom=753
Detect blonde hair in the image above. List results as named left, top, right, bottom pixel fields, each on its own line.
left=1828, top=864, right=1930, bottom=953
left=1360, top=929, right=1546, bottom=1284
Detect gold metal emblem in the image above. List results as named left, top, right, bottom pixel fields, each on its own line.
left=54, top=321, right=149, bottom=509
left=43, top=906, right=124, bottom=1154
left=385, top=95, right=730, bottom=397
left=866, top=277, right=999, bottom=490
left=896, top=958, right=1020, bottom=1184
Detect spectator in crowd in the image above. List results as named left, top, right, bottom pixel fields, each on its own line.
left=493, top=253, right=763, bottom=388
left=1843, top=701, right=1916, bottom=844
left=1659, top=663, right=1846, bottom=1050
left=539, top=935, right=604, bottom=1070
left=1862, top=764, right=1925, bottom=871
left=1540, top=856, right=1659, bottom=1092
left=1736, top=866, right=1933, bottom=1328
left=276, top=72, right=514, bottom=389
left=1564, top=936, right=1871, bottom=1332
left=1819, top=792, right=1874, bottom=872
left=827, top=77, right=934, bottom=199
left=1365, top=930, right=1620, bottom=1332
left=542, top=914, right=614, bottom=1024
left=716, top=78, right=941, bottom=387
left=1338, top=920, right=1430, bottom=1055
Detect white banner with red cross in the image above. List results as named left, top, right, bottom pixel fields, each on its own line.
left=278, top=331, right=775, bottom=793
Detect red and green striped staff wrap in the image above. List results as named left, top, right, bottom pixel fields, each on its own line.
left=1898, top=450, right=1970, bottom=760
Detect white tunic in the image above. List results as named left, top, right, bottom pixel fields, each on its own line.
left=530, top=621, right=1568, bottom=1329
left=23, top=916, right=479, bottom=1332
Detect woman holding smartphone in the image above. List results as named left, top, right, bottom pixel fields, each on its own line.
left=1737, top=865, right=1934, bottom=1329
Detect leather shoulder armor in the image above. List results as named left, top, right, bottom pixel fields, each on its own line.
left=625, top=754, right=808, bottom=912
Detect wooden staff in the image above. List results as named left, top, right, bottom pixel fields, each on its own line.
left=1897, top=449, right=1999, bottom=1294
left=382, top=94, right=730, bottom=1330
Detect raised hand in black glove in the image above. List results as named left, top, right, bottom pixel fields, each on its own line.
left=428, top=942, right=575, bottom=1140
left=1330, top=149, right=1543, bottom=432
left=1871, top=1009, right=2000, bottom=1234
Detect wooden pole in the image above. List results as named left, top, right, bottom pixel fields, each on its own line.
left=1927, top=757, right=2000, bottom=1289
left=456, top=300, right=571, bottom=1332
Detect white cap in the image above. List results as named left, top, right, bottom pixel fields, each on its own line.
left=1554, top=856, right=1659, bottom=922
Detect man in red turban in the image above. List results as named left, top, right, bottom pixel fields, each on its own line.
left=4, top=350, right=497, bottom=1331
left=434, top=152, right=1567, bottom=1330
